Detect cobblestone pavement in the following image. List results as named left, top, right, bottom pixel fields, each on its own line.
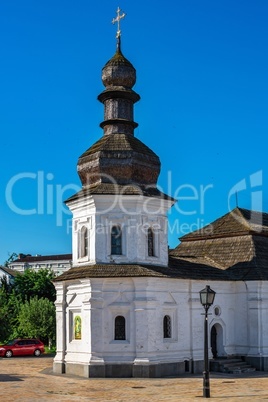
left=1, top=356, right=268, bottom=401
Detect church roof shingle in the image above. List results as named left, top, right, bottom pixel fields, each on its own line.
left=54, top=260, right=228, bottom=282
left=180, top=207, right=268, bottom=241
left=79, top=133, right=158, bottom=159
left=65, top=183, right=174, bottom=203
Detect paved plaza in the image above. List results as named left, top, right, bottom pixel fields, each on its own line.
left=1, top=356, right=268, bottom=401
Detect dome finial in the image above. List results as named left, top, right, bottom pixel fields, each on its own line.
left=112, top=6, right=126, bottom=48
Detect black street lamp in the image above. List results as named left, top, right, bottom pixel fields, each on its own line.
left=199, top=285, right=216, bottom=398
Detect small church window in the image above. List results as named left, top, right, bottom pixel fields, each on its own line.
left=114, top=315, right=126, bottom=340
left=148, top=227, right=154, bottom=256
left=80, top=226, right=89, bottom=258
left=214, top=306, right=221, bottom=316
left=163, top=315, right=172, bottom=338
left=111, top=226, right=122, bottom=255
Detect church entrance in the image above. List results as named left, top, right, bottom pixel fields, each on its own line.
left=211, top=323, right=224, bottom=358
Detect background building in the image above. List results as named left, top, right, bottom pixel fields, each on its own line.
left=8, top=253, right=72, bottom=276
left=0, top=265, right=19, bottom=285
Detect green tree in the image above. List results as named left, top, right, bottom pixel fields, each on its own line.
left=0, top=287, right=12, bottom=342
left=0, top=286, right=21, bottom=342
left=17, top=296, right=56, bottom=346
left=8, top=291, right=23, bottom=339
left=14, top=268, right=56, bottom=302
left=0, top=268, right=57, bottom=345
left=0, top=275, right=13, bottom=296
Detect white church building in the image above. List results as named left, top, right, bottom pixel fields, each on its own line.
left=53, top=20, right=268, bottom=378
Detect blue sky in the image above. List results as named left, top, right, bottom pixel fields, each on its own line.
left=0, top=0, right=267, bottom=264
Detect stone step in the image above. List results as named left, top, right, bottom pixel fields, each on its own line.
left=211, top=357, right=256, bottom=374
left=223, top=366, right=256, bottom=373
left=231, top=367, right=256, bottom=374
left=213, top=358, right=241, bottom=362
left=226, top=365, right=252, bottom=371
left=222, top=362, right=250, bottom=368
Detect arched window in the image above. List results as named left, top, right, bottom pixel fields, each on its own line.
left=80, top=226, right=88, bottom=258
left=163, top=315, right=172, bottom=338
left=111, top=225, right=122, bottom=255
left=148, top=227, right=154, bottom=256
left=114, top=316, right=126, bottom=340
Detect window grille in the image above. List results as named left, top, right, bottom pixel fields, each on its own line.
left=111, top=226, right=122, bottom=255
left=148, top=227, right=154, bottom=256
left=114, top=315, right=126, bottom=340
left=163, top=315, right=172, bottom=338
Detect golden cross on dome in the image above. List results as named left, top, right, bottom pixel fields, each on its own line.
left=112, top=7, right=126, bottom=38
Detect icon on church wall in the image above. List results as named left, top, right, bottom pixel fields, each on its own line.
left=74, top=315, right=82, bottom=340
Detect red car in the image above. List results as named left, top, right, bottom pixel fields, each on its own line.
left=0, top=338, right=45, bottom=358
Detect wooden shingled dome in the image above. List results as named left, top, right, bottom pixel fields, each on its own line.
left=77, top=40, right=161, bottom=190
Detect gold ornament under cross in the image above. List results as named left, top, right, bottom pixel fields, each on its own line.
left=112, top=7, right=126, bottom=38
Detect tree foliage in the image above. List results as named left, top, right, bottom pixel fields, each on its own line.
left=0, top=275, right=13, bottom=296
left=14, top=268, right=56, bottom=302
left=0, top=287, right=12, bottom=341
left=17, top=296, right=56, bottom=344
left=0, top=287, right=22, bottom=341
left=0, top=268, right=56, bottom=345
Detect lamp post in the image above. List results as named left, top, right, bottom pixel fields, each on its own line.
left=199, top=285, right=216, bottom=398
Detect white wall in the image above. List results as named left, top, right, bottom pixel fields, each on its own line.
left=54, top=277, right=251, bottom=367
left=68, top=194, right=173, bottom=267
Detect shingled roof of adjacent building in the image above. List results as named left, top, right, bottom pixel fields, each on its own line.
left=170, top=208, right=268, bottom=281
left=171, top=235, right=268, bottom=280
left=180, top=207, right=268, bottom=240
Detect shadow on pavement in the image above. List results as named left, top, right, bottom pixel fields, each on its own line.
left=0, top=374, right=24, bottom=382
